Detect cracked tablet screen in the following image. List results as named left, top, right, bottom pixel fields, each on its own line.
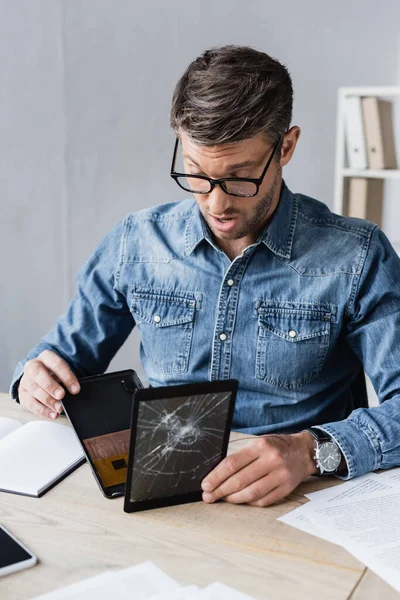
left=128, top=391, right=232, bottom=503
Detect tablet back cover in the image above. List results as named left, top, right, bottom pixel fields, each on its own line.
left=62, top=369, right=142, bottom=494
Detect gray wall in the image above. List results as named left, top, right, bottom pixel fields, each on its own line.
left=1, top=0, right=400, bottom=391
left=0, top=2, right=68, bottom=389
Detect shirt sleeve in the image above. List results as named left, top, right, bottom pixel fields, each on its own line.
left=317, top=226, right=400, bottom=479
left=9, top=217, right=135, bottom=402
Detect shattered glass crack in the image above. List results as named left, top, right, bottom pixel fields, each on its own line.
left=129, top=392, right=232, bottom=502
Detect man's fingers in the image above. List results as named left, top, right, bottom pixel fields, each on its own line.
left=249, top=485, right=287, bottom=508
left=201, top=445, right=260, bottom=494
left=38, top=350, right=80, bottom=395
left=47, top=369, right=62, bottom=384
left=20, top=377, right=63, bottom=414
left=222, top=474, right=279, bottom=505
left=202, top=433, right=312, bottom=508
left=19, top=387, right=59, bottom=420
left=18, top=351, right=80, bottom=419
left=202, top=458, right=269, bottom=503
left=24, top=359, right=66, bottom=401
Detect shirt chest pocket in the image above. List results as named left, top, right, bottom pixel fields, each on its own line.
left=256, top=303, right=332, bottom=389
left=131, top=290, right=196, bottom=374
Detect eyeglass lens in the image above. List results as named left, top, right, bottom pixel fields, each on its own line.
left=176, top=176, right=258, bottom=197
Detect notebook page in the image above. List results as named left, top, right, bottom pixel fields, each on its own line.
left=0, top=417, right=22, bottom=441
left=0, top=421, right=84, bottom=496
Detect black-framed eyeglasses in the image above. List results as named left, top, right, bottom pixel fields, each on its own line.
left=170, top=135, right=283, bottom=198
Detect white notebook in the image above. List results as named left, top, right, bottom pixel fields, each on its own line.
left=0, top=417, right=85, bottom=497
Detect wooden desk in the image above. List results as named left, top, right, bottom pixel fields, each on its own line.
left=0, top=394, right=397, bottom=599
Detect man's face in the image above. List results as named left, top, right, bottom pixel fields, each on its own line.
left=180, top=132, right=282, bottom=249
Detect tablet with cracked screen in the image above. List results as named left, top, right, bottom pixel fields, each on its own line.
left=123, top=379, right=238, bottom=513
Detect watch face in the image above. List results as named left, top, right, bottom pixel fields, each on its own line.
left=319, top=441, right=341, bottom=472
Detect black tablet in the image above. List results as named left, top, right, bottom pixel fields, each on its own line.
left=61, top=369, right=143, bottom=498
left=124, top=379, right=238, bottom=513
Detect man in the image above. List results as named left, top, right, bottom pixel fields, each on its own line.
left=11, top=46, right=400, bottom=507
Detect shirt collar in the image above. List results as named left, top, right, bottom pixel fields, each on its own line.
left=259, top=181, right=297, bottom=260
left=184, top=181, right=297, bottom=260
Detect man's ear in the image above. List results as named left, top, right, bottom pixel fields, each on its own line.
left=280, top=126, right=301, bottom=167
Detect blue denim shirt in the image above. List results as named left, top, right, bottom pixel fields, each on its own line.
left=10, top=182, right=400, bottom=480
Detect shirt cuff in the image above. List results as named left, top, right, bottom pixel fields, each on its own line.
left=314, top=419, right=380, bottom=480
left=9, top=367, right=24, bottom=403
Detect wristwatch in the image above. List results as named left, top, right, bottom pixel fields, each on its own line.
left=304, top=428, right=342, bottom=475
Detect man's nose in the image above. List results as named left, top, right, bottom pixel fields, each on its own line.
left=207, top=185, right=233, bottom=216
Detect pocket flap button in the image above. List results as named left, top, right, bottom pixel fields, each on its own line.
left=153, top=315, right=161, bottom=323
left=289, top=330, right=297, bottom=338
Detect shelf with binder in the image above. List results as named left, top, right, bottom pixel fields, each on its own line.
left=342, top=168, right=400, bottom=179
left=333, top=86, right=400, bottom=409
left=334, top=86, right=400, bottom=217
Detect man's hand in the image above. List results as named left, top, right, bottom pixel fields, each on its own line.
left=18, top=350, right=81, bottom=420
left=201, top=432, right=318, bottom=507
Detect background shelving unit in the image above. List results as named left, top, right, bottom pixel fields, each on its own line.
left=333, top=86, right=400, bottom=216
left=334, top=86, right=400, bottom=408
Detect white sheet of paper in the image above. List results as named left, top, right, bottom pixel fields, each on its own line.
left=279, top=472, right=400, bottom=547
left=302, top=487, right=400, bottom=593
left=31, top=571, right=116, bottom=599
left=196, top=582, right=257, bottom=600
left=375, top=467, right=400, bottom=487
left=147, top=586, right=199, bottom=600
left=0, top=416, right=22, bottom=441
left=305, top=473, right=392, bottom=503
left=31, top=562, right=181, bottom=600
left=30, top=560, right=259, bottom=600
left=278, top=505, right=337, bottom=544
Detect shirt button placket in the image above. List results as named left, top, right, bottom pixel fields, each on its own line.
left=220, top=276, right=234, bottom=345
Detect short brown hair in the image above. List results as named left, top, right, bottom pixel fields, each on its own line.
left=170, top=45, right=293, bottom=148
